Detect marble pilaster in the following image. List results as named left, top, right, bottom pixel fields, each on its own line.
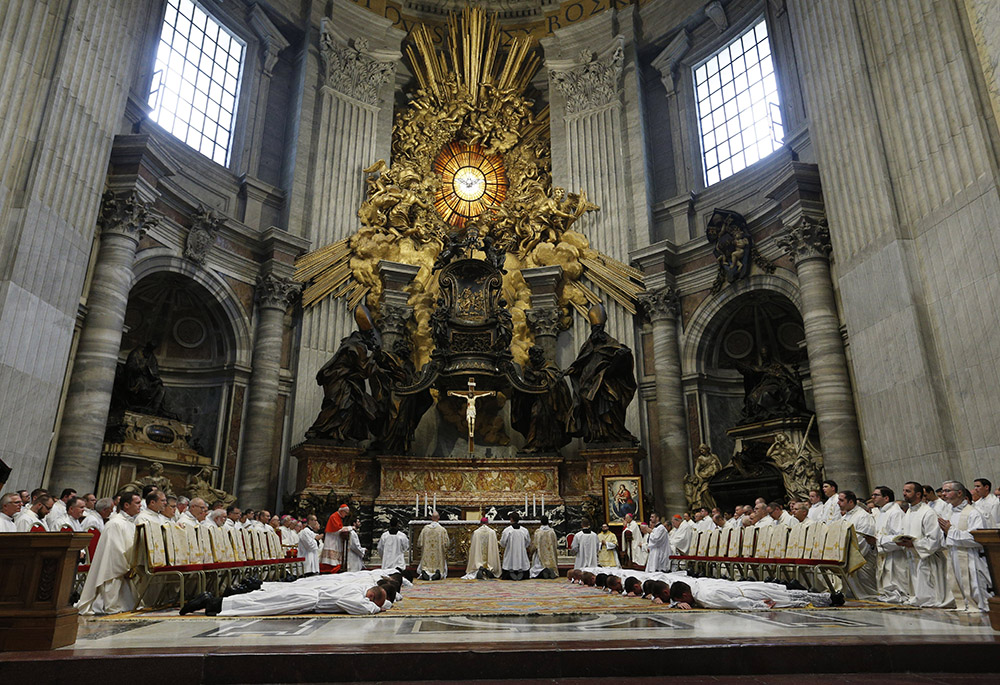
left=49, top=191, right=157, bottom=491
left=776, top=215, right=867, bottom=493
left=238, top=272, right=301, bottom=509
left=637, top=286, right=688, bottom=513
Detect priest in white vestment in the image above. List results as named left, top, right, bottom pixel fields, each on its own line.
left=807, top=490, right=825, bottom=521
left=940, top=480, right=992, bottom=612
left=77, top=493, right=142, bottom=615
left=15, top=494, right=53, bottom=531
left=530, top=516, right=559, bottom=578
left=820, top=481, right=841, bottom=522
left=500, top=513, right=532, bottom=580
left=871, top=486, right=909, bottom=603
left=644, top=514, right=672, bottom=572
left=839, top=491, right=878, bottom=599
left=416, top=512, right=449, bottom=580
left=378, top=519, right=410, bottom=572
left=972, top=478, right=1000, bottom=528
left=898, top=481, right=954, bottom=608
left=43, top=489, right=74, bottom=531
left=1, top=492, right=23, bottom=532
left=571, top=521, right=599, bottom=569
left=622, top=513, right=647, bottom=566
left=345, top=519, right=367, bottom=572
left=464, top=517, right=501, bottom=579
left=297, top=519, right=322, bottom=574
left=50, top=496, right=86, bottom=532
left=668, top=515, right=695, bottom=557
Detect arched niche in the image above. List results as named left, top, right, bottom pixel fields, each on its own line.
left=121, top=255, right=252, bottom=465
left=682, top=274, right=811, bottom=465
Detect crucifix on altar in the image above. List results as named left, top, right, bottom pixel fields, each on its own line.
left=447, top=376, right=496, bottom=454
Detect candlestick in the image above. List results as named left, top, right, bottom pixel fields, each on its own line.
left=524, top=494, right=528, bottom=516
left=541, top=495, right=545, bottom=516
left=433, top=493, right=437, bottom=514
left=424, top=492, right=428, bottom=518
left=415, top=494, right=419, bottom=517
left=533, top=494, right=536, bottom=517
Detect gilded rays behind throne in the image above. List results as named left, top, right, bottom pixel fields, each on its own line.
left=295, top=7, right=645, bottom=367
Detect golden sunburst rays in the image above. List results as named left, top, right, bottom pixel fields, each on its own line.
left=432, top=142, right=508, bottom=227
left=581, top=254, right=647, bottom=315
left=294, top=238, right=369, bottom=310
left=406, top=7, right=539, bottom=107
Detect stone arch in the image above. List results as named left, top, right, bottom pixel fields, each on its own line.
left=131, top=252, right=253, bottom=368
left=682, top=271, right=802, bottom=375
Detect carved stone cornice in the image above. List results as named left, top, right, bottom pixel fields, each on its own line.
left=255, top=273, right=301, bottom=310
left=637, top=287, right=680, bottom=323
left=98, top=190, right=158, bottom=241
left=248, top=3, right=290, bottom=78
left=184, top=204, right=223, bottom=265
left=379, top=302, right=411, bottom=334
left=651, top=30, right=690, bottom=96
left=776, top=216, right=832, bottom=266
left=319, top=21, right=394, bottom=106
left=525, top=307, right=561, bottom=337
left=549, top=39, right=624, bottom=116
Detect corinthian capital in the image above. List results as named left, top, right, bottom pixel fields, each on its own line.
left=319, top=23, right=394, bottom=106
left=255, top=273, right=301, bottom=310
left=379, top=302, right=411, bottom=335
left=637, top=287, right=680, bottom=323
left=98, top=190, right=157, bottom=240
left=776, top=216, right=832, bottom=266
left=549, top=40, right=624, bottom=116
left=525, top=307, right=561, bottom=337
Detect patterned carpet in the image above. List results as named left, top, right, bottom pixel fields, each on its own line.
left=96, top=578, right=900, bottom=620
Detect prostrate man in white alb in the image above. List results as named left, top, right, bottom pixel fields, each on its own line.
left=297, top=517, right=322, bottom=574
left=871, top=485, right=908, bottom=603
left=377, top=518, right=410, bottom=572
left=77, top=492, right=142, bottom=615
left=464, top=517, right=500, bottom=579
left=644, top=513, right=672, bottom=572
left=668, top=577, right=840, bottom=611
left=939, top=480, right=991, bottom=613
left=838, top=490, right=878, bottom=599
left=16, top=492, right=53, bottom=532
left=345, top=518, right=367, bottom=572
left=499, top=512, right=531, bottom=580
left=622, top=512, right=647, bottom=567
left=972, top=478, right=1000, bottom=528
left=571, top=520, right=599, bottom=569
left=530, top=515, right=559, bottom=579
left=897, top=481, right=954, bottom=608
left=180, top=573, right=390, bottom=616
left=1, top=492, right=23, bottom=532
left=416, top=511, right=449, bottom=580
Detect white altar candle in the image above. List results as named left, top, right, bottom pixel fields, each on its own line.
left=541, top=495, right=545, bottom=516
left=415, top=495, right=419, bottom=516
left=424, top=493, right=428, bottom=517
left=433, top=494, right=437, bottom=514
left=524, top=494, right=528, bottom=516
left=533, top=493, right=536, bottom=516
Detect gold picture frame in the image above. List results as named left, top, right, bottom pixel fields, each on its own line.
left=602, top=475, right=643, bottom=526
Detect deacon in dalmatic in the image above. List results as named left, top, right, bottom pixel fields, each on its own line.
left=530, top=515, right=559, bottom=579
left=417, top=511, right=449, bottom=580
left=464, top=517, right=500, bottom=579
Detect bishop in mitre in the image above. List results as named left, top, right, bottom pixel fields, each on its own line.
left=76, top=492, right=142, bottom=615
left=464, top=517, right=501, bottom=579
left=530, top=515, right=559, bottom=579
left=417, top=511, right=449, bottom=580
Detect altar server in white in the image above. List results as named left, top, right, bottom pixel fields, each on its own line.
left=499, top=512, right=531, bottom=580
left=378, top=518, right=410, bottom=572
left=571, top=520, right=600, bottom=569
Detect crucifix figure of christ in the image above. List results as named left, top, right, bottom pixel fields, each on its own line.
left=447, top=377, right=496, bottom=454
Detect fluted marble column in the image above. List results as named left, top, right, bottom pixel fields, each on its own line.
left=50, top=191, right=157, bottom=490
left=637, top=287, right=688, bottom=512
left=777, top=216, right=867, bottom=492
left=238, top=273, right=301, bottom=509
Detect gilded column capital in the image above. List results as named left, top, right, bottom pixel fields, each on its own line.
left=184, top=204, right=223, bottom=265
left=637, top=287, right=680, bottom=323
left=776, top=216, right=832, bottom=266
left=319, top=22, right=394, bottom=106
left=525, top=307, right=561, bottom=337
left=98, top=190, right=157, bottom=241
left=255, top=273, right=301, bottom=310
left=549, top=39, right=624, bottom=115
